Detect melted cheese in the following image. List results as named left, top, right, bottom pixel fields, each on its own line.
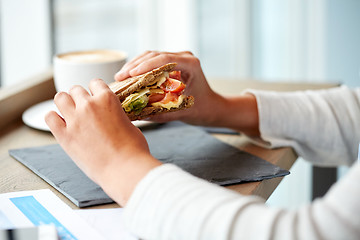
left=155, top=72, right=169, bottom=87
left=149, top=88, right=165, bottom=94
left=151, top=95, right=184, bottom=109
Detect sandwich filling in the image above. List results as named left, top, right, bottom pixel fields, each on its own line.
left=122, top=71, right=186, bottom=114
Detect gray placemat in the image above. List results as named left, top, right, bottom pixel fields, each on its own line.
left=144, top=122, right=289, bottom=184
left=9, top=144, right=111, bottom=208
left=9, top=122, right=289, bottom=207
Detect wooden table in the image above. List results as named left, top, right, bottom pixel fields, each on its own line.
left=0, top=71, right=338, bottom=209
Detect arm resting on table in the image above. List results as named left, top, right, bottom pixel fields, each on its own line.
left=124, top=163, right=360, bottom=240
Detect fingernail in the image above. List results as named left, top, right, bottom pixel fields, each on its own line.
left=129, top=67, right=139, bottom=76
left=114, top=71, right=125, bottom=80
left=115, top=70, right=122, bottom=77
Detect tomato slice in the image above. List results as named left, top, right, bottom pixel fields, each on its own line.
left=148, top=93, right=165, bottom=104
left=159, top=92, right=179, bottom=104
left=169, top=71, right=181, bottom=80
left=160, top=78, right=186, bottom=93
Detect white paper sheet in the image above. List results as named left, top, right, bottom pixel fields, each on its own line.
left=0, top=189, right=105, bottom=240
left=75, top=208, right=138, bottom=240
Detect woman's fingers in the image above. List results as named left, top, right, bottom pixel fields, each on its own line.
left=128, top=54, right=177, bottom=76
left=123, top=50, right=155, bottom=69
left=53, top=92, right=75, bottom=119
left=147, top=111, right=187, bottom=123
left=124, top=51, right=159, bottom=70
left=68, top=85, right=90, bottom=103
left=89, top=78, right=112, bottom=96
left=115, top=51, right=194, bottom=81
left=115, top=51, right=159, bottom=80
left=45, top=111, right=66, bottom=137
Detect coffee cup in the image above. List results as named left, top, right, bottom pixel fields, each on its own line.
left=53, top=49, right=127, bottom=92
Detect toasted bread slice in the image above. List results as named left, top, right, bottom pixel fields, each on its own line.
left=109, top=63, right=177, bottom=101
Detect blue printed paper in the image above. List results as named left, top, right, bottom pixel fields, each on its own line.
left=10, top=196, right=77, bottom=240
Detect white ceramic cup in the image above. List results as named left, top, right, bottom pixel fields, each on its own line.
left=53, top=49, right=127, bottom=92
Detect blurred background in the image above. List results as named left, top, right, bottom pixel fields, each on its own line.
left=0, top=0, right=359, bottom=208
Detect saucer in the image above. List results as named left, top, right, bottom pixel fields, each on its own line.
left=22, top=100, right=58, bottom=132
left=22, top=100, right=156, bottom=132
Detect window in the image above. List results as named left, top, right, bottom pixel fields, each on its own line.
left=0, top=0, right=52, bottom=87
left=1, top=0, right=359, bottom=88
left=54, top=0, right=138, bottom=57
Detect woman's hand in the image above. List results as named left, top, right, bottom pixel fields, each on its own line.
left=45, top=79, right=161, bottom=206
left=115, top=51, right=225, bottom=126
left=115, top=51, right=260, bottom=136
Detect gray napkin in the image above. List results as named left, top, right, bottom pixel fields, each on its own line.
left=9, top=122, right=289, bottom=207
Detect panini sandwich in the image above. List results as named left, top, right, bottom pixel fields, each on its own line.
left=109, top=63, right=194, bottom=121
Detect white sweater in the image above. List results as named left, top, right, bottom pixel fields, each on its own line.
left=124, top=86, right=360, bottom=240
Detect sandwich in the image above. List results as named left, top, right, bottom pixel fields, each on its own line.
left=109, top=63, right=194, bottom=121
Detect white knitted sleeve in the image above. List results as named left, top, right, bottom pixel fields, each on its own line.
left=124, top=163, right=360, bottom=240
left=246, top=86, right=360, bottom=166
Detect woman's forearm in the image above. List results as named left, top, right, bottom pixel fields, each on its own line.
left=210, top=93, right=260, bottom=136
left=124, top=163, right=360, bottom=240
left=100, top=154, right=162, bottom=207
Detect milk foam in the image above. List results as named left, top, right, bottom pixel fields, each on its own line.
left=58, top=50, right=125, bottom=63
